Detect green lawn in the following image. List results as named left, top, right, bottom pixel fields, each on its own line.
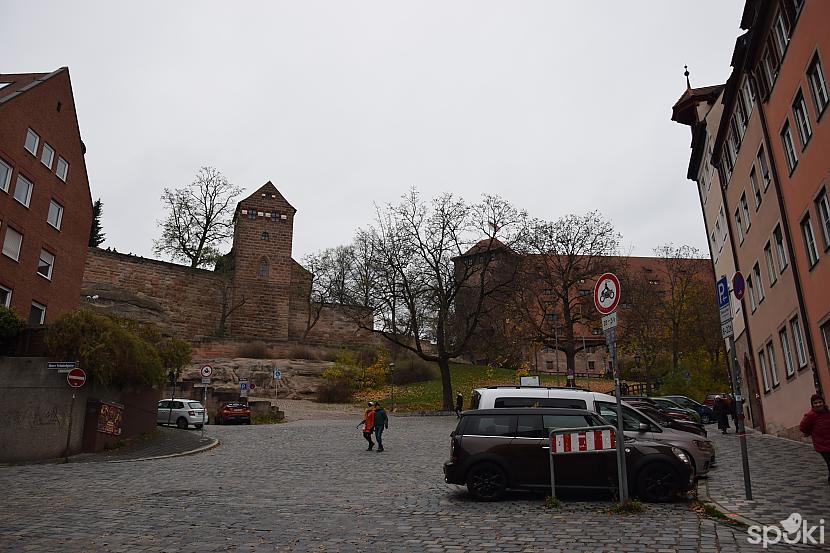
left=354, top=364, right=616, bottom=412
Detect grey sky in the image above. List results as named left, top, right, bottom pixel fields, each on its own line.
left=2, top=1, right=744, bottom=263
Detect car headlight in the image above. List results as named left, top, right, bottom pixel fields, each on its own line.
left=671, top=447, right=691, bottom=464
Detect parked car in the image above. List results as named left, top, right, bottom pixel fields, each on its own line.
left=216, top=402, right=251, bottom=425
left=662, top=395, right=714, bottom=424
left=444, top=408, right=694, bottom=502
left=470, top=386, right=714, bottom=476
left=651, top=397, right=701, bottom=423
left=157, top=399, right=206, bottom=429
left=626, top=401, right=707, bottom=437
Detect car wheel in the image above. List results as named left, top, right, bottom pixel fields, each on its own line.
left=636, top=463, right=681, bottom=503
left=245, top=419, right=251, bottom=425
left=702, top=414, right=711, bottom=424
left=176, top=417, right=189, bottom=430
left=466, top=462, right=507, bottom=501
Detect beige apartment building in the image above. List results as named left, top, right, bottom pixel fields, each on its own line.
left=673, top=0, right=829, bottom=438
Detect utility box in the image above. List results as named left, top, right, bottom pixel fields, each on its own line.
left=82, top=399, right=124, bottom=452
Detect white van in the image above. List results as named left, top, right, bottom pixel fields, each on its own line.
left=470, top=386, right=714, bottom=475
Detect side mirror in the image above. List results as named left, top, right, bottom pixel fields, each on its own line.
left=638, top=423, right=649, bottom=433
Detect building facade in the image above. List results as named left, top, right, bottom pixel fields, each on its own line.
left=0, top=68, right=93, bottom=325
left=673, top=0, right=830, bottom=437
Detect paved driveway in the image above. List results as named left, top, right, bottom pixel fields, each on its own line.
left=0, top=415, right=819, bottom=552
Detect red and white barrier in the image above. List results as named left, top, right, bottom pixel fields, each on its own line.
left=551, top=428, right=616, bottom=454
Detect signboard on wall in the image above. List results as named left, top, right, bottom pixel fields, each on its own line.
left=96, top=401, right=124, bottom=436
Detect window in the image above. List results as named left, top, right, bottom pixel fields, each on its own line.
left=719, top=205, right=727, bottom=241
left=0, top=285, right=10, bottom=308
left=802, top=215, right=819, bottom=267
left=546, top=313, right=559, bottom=321
left=545, top=360, right=553, bottom=371
left=259, top=258, right=268, bottom=278
left=465, top=415, right=514, bottom=437
left=764, top=243, right=777, bottom=286
left=767, top=342, right=780, bottom=387
left=736, top=94, right=748, bottom=135
left=28, top=302, right=46, bottom=326
left=735, top=209, right=744, bottom=243
left=772, top=12, right=789, bottom=58
left=816, top=189, right=830, bottom=249
left=780, top=328, right=795, bottom=377
left=758, top=146, right=770, bottom=189
left=792, top=91, right=812, bottom=148
left=498, top=398, right=586, bottom=410
left=753, top=262, right=765, bottom=303
left=13, top=175, right=33, bottom=207
left=808, top=54, right=829, bottom=116
left=758, top=349, right=770, bottom=392
left=780, top=120, right=798, bottom=173
left=742, top=76, right=756, bottom=116
left=747, top=274, right=757, bottom=312
left=47, top=200, right=63, bottom=230
left=595, top=403, right=656, bottom=432
left=24, top=129, right=39, bottom=156
left=821, top=321, right=830, bottom=371
left=588, top=360, right=595, bottom=371
left=791, top=316, right=807, bottom=368
left=246, top=210, right=256, bottom=220
left=774, top=225, right=788, bottom=271
left=260, top=231, right=269, bottom=241
left=0, top=159, right=11, bottom=193
left=750, top=167, right=762, bottom=209
left=37, top=250, right=55, bottom=280
left=2, top=227, right=22, bottom=261
left=270, top=211, right=280, bottom=221
left=578, top=288, right=590, bottom=296
left=740, top=193, right=751, bottom=231
left=40, top=143, right=54, bottom=169
left=55, top=157, right=68, bottom=182
left=762, top=47, right=779, bottom=90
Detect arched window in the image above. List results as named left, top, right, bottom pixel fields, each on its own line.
left=259, top=258, right=269, bottom=278
left=261, top=231, right=269, bottom=241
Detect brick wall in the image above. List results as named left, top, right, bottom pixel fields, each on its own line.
left=83, top=248, right=226, bottom=338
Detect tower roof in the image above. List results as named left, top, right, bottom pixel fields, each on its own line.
left=235, top=181, right=296, bottom=216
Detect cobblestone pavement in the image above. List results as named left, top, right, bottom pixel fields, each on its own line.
left=69, top=426, right=217, bottom=464
left=0, top=415, right=821, bottom=552
left=704, top=427, right=830, bottom=529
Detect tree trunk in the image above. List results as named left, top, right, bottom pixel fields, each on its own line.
left=438, top=357, right=454, bottom=411
left=565, top=348, right=576, bottom=388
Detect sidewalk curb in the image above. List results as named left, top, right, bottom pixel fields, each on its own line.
left=698, top=476, right=757, bottom=528
left=104, top=437, right=220, bottom=464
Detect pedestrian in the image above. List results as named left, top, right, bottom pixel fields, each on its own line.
left=799, top=394, right=830, bottom=485
left=455, top=392, right=464, bottom=419
left=373, top=401, right=389, bottom=452
left=714, top=395, right=730, bottom=434
left=358, top=402, right=376, bottom=451
left=728, top=393, right=738, bottom=427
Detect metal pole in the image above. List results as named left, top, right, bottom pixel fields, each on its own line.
left=612, top=345, right=629, bottom=502
left=202, top=385, right=207, bottom=438
left=727, top=334, right=753, bottom=500
left=548, top=431, right=556, bottom=499
left=166, top=371, right=176, bottom=427
left=63, top=393, right=76, bottom=463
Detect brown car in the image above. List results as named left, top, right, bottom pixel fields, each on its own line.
left=443, top=408, right=694, bottom=502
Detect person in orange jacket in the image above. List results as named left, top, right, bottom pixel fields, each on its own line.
left=358, top=402, right=376, bottom=451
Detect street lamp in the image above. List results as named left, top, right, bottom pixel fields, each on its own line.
left=389, top=362, right=395, bottom=412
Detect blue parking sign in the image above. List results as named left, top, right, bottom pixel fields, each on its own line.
left=716, top=276, right=730, bottom=309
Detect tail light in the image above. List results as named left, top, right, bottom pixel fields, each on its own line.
left=188, top=411, right=196, bottom=416
left=450, top=437, right=459, bottom=462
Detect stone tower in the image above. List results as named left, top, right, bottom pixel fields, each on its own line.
left=228, top=182, right=297, bottom=339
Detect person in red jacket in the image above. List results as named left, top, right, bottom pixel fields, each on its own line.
left=359, top=402, right=376, bottom=451
left=799, top=394, right=830, bottom=484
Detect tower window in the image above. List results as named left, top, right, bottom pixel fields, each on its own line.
left=270, top=211, right=280, bottom=221
left=261, top=231, right=269, bottom=241
left=259, top=258, right=269, bottom=278
left=247, top=210, right=256, bottom=220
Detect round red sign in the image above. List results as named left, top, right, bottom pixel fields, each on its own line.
left=593, top=272, right=621, bottom=315
left=66, top=367, right=87, bottom=388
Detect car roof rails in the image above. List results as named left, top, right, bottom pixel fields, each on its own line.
left=483, top=385, right=590, bottom=391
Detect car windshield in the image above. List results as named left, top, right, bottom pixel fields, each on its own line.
left=596, top=402, right=657, bottom=432
left=668, top=397, right=694, bottom=408
left=188, top=402, right=204, bottom=409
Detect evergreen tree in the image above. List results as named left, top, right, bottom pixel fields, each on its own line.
left=89, top=198, right=105, bottom=247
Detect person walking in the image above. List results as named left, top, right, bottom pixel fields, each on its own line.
left=358, top=402, right=376, bottom=451
left=373, top=402, right=389, bottom=452
left=799, top=394, right=830, bottom=484
left=455, top=392, right=464, bottom=419
left=714, top=395, right=730, bottom=434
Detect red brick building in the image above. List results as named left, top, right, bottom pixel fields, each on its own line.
left=0, top=68, right=93, bottom=325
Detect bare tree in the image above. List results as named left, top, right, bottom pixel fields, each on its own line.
left=356, top=189, right=525, bottom=410
left=300, top=246, right=355, bottom=339
left=153, top=167, right=243, bottom=268
left=511, top=212, right=620, bottom=385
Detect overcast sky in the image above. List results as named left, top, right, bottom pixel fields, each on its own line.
left=2, top=1, right=744, bottom=263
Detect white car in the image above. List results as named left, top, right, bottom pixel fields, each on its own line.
left=157, top=398, right=207, bottom=429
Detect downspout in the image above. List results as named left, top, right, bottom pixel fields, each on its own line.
left=753, top=75, right=823, bottom=395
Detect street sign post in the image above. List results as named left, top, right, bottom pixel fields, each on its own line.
left=200, top=365, right=213, bottom=378
left=62, top=367, right=86, bottom=463
left=66, top=368, right=87, bottom=388
left=732, top=271, right=745, bottom=301
left=593, top=272, right=627, bottom=503
left=716, top=275, right=753, bottom=500
left=48, top=361, right=78, bottom=370
left=240, top=378, right=249, bottom=398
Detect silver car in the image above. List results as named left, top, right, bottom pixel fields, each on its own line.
left=157, top=399, right=207, bottom=430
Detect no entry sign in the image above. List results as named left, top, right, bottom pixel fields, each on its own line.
left=593, top=272, right=621, bottom=315
left=66, top=368, right=87, bottom=388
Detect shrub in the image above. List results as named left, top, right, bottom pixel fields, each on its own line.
left=391, top=358, right=438, bottom=385
left=0, top=306, right=26, bottom=352
left=316, top=376, right=354, bottom=403
left=237, top=341, right=270, bottom=359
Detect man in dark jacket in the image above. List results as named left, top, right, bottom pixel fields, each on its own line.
left=714, top=395, right=730, bottom=434
left=800, top=394, right=830, bottom=484
left=455, top=393, right=464, bottom=419
left=373, top=402, right=389, bottom=452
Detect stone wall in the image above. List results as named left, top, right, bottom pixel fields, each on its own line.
left=82, top=248, right=226, bottom=339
